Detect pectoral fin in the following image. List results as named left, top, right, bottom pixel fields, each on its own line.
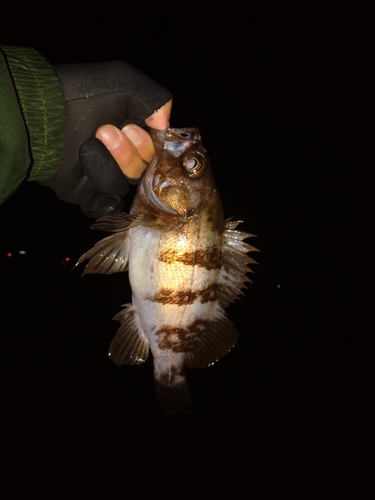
left=90, top=212, right=156, bottom=232
left=109, top=304, right=149, bottom=365
left=76, top=231, right=130, bottom=275
left=185, top=311, right=239, bottom=369
left=76, top=212, right=157, bottom=275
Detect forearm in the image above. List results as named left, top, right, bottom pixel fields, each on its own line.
left=0, top=46, right=173, bottom=217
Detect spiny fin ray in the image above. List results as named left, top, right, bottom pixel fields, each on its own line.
left=217, top=219, right=259, bottom=308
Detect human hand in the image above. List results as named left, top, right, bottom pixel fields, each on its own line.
left=95, top=98, right=172, bottom=179
left=39, top=61, right=172, bottom=217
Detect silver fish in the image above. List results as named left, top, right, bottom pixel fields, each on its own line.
left=76, top=127, right=258, bottom=414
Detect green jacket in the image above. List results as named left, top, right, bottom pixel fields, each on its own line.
left=0, top=45, right=65, bottom=204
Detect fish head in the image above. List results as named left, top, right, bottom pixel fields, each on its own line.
left=141, top=128, right=219, bottom=219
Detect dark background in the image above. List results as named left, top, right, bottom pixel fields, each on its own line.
left=1, top=2, right=372, bottom=498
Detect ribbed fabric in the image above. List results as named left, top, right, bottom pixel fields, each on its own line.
left=2, top=45, right=65, bottom=181
left=0, top=48, right=30, bottom=204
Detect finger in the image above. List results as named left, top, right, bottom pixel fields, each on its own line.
left=95, top=98, right=173, bottom=179
left=122, top=124, right=155, bottom=163
left=145, top=99, right=172, bottom=130
left=95, top=124, right=146, bottom=179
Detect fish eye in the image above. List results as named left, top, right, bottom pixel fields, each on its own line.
left=182, top=152, right=206, bottom=178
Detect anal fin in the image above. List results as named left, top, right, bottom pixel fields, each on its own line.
left=109, top=304, right=149, bottom=365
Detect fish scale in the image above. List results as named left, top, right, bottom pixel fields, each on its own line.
left=76, top=127, right=258, bottom=414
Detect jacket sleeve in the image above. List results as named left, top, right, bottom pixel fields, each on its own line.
left=0, top=45, right=65, bottom=205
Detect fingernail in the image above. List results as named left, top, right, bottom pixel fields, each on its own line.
left=122, top=125, right=143, bottom=147
left=145, top=99, right=172, bottom=130
left=96, top=125, right=122, bottom=150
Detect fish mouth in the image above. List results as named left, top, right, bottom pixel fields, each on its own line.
left=143, top=128, right=203, bottom=217
left=144, top=173, right=180, bottom=216
left=149, top=128, right=202, bottom=157
left=164, top=128, right=201, bottom=155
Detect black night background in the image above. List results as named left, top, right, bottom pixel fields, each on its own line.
left=1, top=2, right=372, bottom=498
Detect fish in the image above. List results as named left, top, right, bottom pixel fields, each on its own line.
left=76, top=127, right=258, bottom=415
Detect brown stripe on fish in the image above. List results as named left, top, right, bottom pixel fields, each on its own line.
left=158, top=247, right=221, bottom=270
left=155, top=318, right=208, bottom=352
left=150, top=283, right=218, bottom=305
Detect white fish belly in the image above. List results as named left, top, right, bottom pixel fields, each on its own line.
left=128, top=223, right=221, bottom=370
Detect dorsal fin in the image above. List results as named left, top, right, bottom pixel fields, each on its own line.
left=217, top=219, right=259, bottom=309
left=109, top=304, right=149, bottom=365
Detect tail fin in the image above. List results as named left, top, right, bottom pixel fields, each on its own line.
left=154, top=377, right=193, bottom=415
